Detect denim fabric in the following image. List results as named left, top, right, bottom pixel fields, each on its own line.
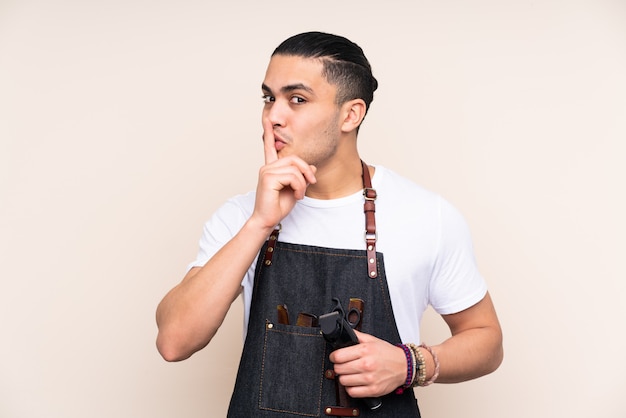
left=227, top=241, right=421, bottom=417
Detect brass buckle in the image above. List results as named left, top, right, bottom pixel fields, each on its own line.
left=364, top=231, right=378, bottom=242
left=363, top=188, right=377, bottom=201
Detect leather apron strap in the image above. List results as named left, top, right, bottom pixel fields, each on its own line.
left=361, top=160, right=378, bottom=279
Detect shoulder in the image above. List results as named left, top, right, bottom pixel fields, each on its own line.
left=373, top=165, right=442, bottom=209
left=203, top=191, right=256, bottom=234
left=221, top=190, right=256, bottom=216
left=374, top=166, right=434, bottom=194
left=373, top=166, right=473, bottom=242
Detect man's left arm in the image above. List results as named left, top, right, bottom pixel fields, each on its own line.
left=330, top=292, right=503, bottom=398
left=424, top=291, right=503, bottom=383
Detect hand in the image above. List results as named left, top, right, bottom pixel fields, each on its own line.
left=250, top=119, right=316, bottom=229
left=329, top=330, right=407, bottom=398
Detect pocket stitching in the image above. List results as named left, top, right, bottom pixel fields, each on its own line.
left=259, top=321, right=326, bottom=416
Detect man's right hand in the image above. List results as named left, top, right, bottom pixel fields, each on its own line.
left=251, top=119, right=317, bottom=230
left=156, top=120, right=317, bottom=362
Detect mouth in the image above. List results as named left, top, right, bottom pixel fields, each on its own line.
left=273, top=132, right=287, bottom=152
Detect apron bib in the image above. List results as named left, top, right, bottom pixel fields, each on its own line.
left=227, top=163, right=421, bottom=417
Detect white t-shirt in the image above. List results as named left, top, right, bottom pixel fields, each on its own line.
left=189, top=165, right=487, bottom=343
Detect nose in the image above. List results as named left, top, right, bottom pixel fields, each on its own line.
left=264, top=99, right=286, bottom=128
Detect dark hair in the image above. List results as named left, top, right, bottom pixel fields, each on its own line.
left=272, top=32, right=378, bottom=113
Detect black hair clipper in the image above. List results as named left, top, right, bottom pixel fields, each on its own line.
left=319, top=310, right=383, bottom=411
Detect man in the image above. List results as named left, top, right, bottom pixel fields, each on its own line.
left=156, top=32, right=503, bottom=417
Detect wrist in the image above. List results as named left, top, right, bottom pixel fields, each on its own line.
left=244, top=216, right=279, bottom=238
left=395, top=344, right=414, bottom=393
left=394, top=342, right=440, bottom=393
left=418, top=343, right=440, bottom=386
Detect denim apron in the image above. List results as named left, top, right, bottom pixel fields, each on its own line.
left=227, top=163, right=420, bottom=417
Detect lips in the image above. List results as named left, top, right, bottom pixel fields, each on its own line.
left=273, top=133, right=287, bottom=151
left=274, top=140, right=286, bottom=151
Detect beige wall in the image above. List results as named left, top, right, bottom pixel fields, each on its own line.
left=1, top=1, right=625, bottom=417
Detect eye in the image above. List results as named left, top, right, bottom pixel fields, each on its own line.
left=290, top=96, right=306, bottom=104
left=261, top=95, right=274, bottom=103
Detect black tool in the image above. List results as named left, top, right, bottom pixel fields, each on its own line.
left=319, top=310, right=383, bottom=411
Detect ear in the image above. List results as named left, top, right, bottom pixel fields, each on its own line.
left=340, top=99, right=367, bottom=133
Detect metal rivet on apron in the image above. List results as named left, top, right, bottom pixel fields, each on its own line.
left=367, top=245, right=373, bottom=251
left=370, top=271, right=377, bottom=277
left=265, top=260, right=272, bottom=266
left=324, top=369, right=335, bottom=379
left=267, top=247, right=274, bottom=252
left=369, top=258, right=375, bottom=264
left=352, top=409, right=358, bottom=416
left=267, top=323, right=273, bottom=329
left=325, top=407, right=332, bottom=415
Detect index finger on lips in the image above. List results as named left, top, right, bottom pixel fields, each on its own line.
left=262, top=118, right=278, bottom=165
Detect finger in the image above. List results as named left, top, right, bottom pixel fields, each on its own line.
left=306, top=164, right=318, bottom=185
left=270, top=170, right=308, bottom=200
left=266, top=156, right=317, bottom=192
left=343, top=383, right=376, bottom=399
left=284, top=156, right=317, bottom=186
left=333, top=359, right=361, bottom=377
left=287, top=159, right=317, bottom=189
left=329, top=343, right=361, bottom=365
left=353, top=329, right=372, bottom=343
left=262, top=118, right=278, bottom=165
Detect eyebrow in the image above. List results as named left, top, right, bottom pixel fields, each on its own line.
left=261, top=83, right=315, bottom=96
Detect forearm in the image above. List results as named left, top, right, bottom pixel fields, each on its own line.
left=423, top=292, right=503, bottom=384
left=156, top=217, right=274, bottom=361
left=424, top=325, right=503, bottom=384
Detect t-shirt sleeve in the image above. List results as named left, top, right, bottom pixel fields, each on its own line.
left=428, top=196, right=488, bottom=315
left=186, top=196, right=253, bottom=273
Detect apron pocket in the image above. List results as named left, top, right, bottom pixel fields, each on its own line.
left=259, top=320, right=326, bottom=416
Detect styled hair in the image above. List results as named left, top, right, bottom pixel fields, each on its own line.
left=272, top=32, right=378, bottom=113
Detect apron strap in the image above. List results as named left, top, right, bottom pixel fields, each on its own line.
left=263, top=224, right=281, bottom=266
left=361, top=160, right=378, bottom=279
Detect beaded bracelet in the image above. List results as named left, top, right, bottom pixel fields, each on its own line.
left=406, top=344, right=417, bottom=388
left=407, top=343, right=426, bottom=387
left=396, top=342, right=441, bottom=393
left=395, top=344, right=414, bottom=394
left=419, top=343, right=440, bottom=386
left=406, top=343, right=420, bottom=387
